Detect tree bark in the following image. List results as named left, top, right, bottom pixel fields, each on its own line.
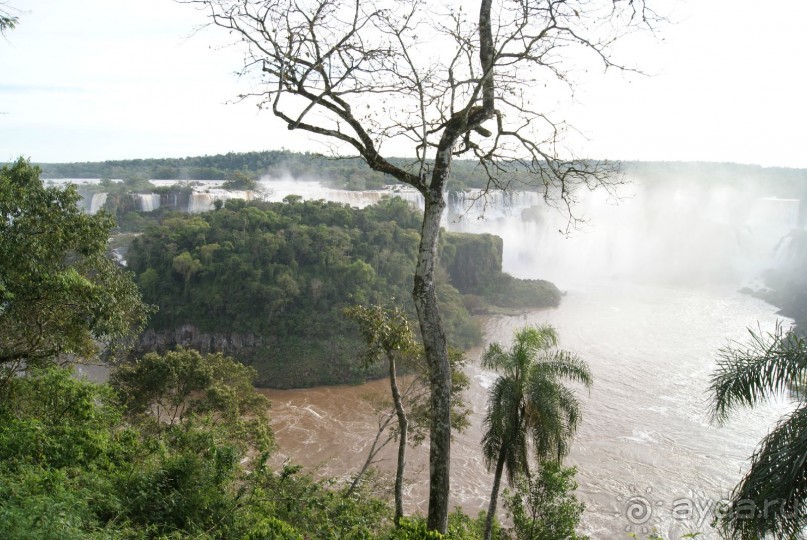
left=484, top=448, right=507, bottom=540
left=388, top=352, right=408, bottom=526
left=413, top=192, right=451, bottom=533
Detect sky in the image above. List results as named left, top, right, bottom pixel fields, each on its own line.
left=1, top=0, right=805, bottom=168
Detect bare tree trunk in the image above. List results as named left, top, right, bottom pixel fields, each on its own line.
left=388, top=353, right=408, bottom=526
left=484, top=448, right=507, bottom=540
left=413, top=193, right=451, bottom=533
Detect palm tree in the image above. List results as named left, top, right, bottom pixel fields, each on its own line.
left=481, top=325, right=592, bottom=540
left=710, top=322, right=807, bottom=539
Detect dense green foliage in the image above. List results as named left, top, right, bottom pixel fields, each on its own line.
left=126, top=198, right=556, bottom=387
left=441, top=233, right=560, bottom=311
left=0, top=357, right=402, bottom=539
left=0, top=351, right=498, bottom=539
left=502, top=463, right=587, bottom=540
left=127, top=197, right=467, bottom=386
left=0, top=159, right=150, bottom=379
left=111, top=348, right=273, bottom=451
left=221, top=170, right=259, bottom=190
left=387, top=511, right=495, bottom=539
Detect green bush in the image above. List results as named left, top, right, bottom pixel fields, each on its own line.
left=503, top=463, right=588, bottom=540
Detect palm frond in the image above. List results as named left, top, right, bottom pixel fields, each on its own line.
left=721, top=403, right=807, bottom=539
left=514, top=325, right=559, bottom=355
left=482, top=376, right=518, bottom=467
left=554, top=384, right=583, bottom=436
left=481, top=342, right=508, bottom=371
left=532, top=351, right=593, bottom=390
left=524, top=378, right=579, bottom=461
left=710, top=322, right=807, bottom=423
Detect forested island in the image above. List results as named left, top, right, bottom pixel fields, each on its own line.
left=127, top=197, right=560, bottom=387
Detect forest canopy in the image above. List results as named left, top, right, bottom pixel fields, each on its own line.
left=127, top=197, right=559, bottom=387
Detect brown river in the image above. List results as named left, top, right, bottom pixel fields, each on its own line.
left=260, top=280, right=793, bottom=539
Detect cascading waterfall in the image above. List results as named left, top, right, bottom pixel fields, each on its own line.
left=446, top=189, right=543, bottom=222
left=259, top=178, right=424, bottom=210
left=252, top=179, right=802, bottom=287
left=188, top=190, right=255, bottom=213
left=89, top=192, right=108, bottom=214
left=132, top=193, right=161, bottom=212
left=747, top=197, right=800, bottom=228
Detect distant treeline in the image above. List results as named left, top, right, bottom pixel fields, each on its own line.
left=38, top=151, right=391, bottom=188
left=39, top=150, right=573, bottom=191
left=36, top=150, right=498, bottom=190
left=31, top=150, right=807, bottom=195
left=127, top=197, right=559, bottom=387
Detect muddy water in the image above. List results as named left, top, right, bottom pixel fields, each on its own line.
left=261, top=281, right=793, bottom=539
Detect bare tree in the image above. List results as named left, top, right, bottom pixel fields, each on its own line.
left=186, top=0, right=658, bottom=531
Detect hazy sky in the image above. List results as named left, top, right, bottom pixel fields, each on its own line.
left=1, top=0, right=805, bottom=167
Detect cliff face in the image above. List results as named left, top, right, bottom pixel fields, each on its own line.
left=133, top=325, right=381, bottom=389
left=443, top=232, right=503, bottom=292
left=137, top=324, right=264, bottom=355
left=442, top=232, right=561, bottom=310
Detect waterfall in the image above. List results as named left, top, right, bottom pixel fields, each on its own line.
left=132, top=193, right=161, bottom=212
left=161, top=191, right=180, bottom=210
left=89, top=192, right=108, bottom=214
left=259, top=178, right=424, bottom=210
left=188, top=190, right=256, bottom=213
left=188, top=193, right=216, bottom=213
left=446, top=189, right=542, bottom=222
